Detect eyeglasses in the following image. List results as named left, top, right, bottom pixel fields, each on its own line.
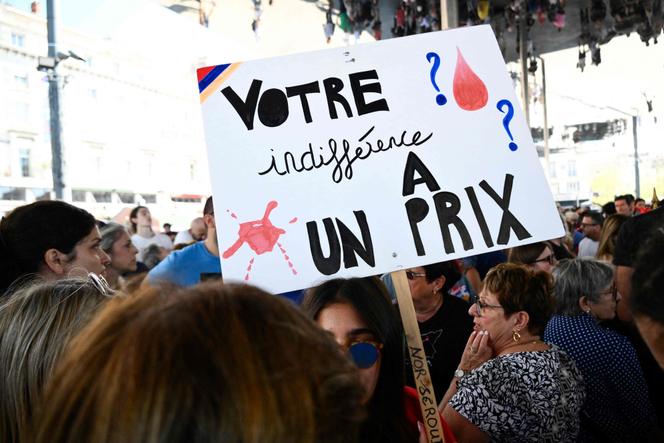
left=472, top=298, right=504, bottom=317
left=529, top=253, right=556, bottom=266
left=345, top=341, right=383, bottom=369
left=599, top=283, right=618, bottom=301
left=405, top=270, right=426, bottom=280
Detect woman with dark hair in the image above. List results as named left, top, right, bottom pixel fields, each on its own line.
left=545, top=258, right=660, bottom=442
left=129, top=205, right=172, bottom=262
left=438, top=263, right=584, bottom=442
left=404, top=261, right=474, bottom=398
left=31, top=282, right=364, bottom=443
left=0, top=278, right=111, bottom=442
left=100, top=223, right=138, bottom=290
left=0, top=201, right=110, bottom=295
left=302, top=277, right=457, bottom=443
left=508, top=241, right=557, bottom=273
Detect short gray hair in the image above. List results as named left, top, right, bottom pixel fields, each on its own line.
left=552, top=258, right=614, bottom=316
left=100, top=223, right=129, bottom=254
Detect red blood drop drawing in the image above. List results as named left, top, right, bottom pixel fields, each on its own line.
left=223, top=201, right=298, bottom=281
left=289, top=217, right=298, bottom=224
left=453, top=48, right=488, bottom=111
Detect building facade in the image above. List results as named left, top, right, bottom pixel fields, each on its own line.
left=0, top=3, right=212, bottom=226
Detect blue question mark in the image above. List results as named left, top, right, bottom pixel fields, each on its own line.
left=426, top=52, right=447, bottom=106
left=496, top=99, right=518, bottom=151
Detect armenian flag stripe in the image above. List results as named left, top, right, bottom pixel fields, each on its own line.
left=198, top=63, right=242, bottom=104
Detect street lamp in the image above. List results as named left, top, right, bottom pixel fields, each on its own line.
left=36, top=0, right=86, bottom=201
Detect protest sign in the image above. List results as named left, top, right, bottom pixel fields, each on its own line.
left=198, top=25, right=563, bottom=295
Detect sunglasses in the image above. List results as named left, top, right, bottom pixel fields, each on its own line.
left=530, top=253, right=555, bottom=266
left=405, top=270, right=426, bottom=280
left=346, top=341, right=383, bottom=369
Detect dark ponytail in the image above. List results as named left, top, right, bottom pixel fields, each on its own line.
left=0, top=201, right=96, bottom=295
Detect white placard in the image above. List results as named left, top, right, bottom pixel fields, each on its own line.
left=198, top=25, right=563, bottom=294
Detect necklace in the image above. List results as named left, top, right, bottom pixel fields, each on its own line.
left=498, top=338, right=547, bottom=356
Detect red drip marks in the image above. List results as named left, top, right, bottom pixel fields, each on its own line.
left=453, top=48, right=488, bottom=111
left=278, top=242, right=298, bottom=275
left=227, top=209, right=238, bottom=219
left=289, top=217, right=298, bottom=224
left=244, top=257, right=255, bottom=280
left=223, top=201, right=286, bottom=259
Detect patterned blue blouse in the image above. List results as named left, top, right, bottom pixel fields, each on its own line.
left=544, top=313, right=659, bottom=442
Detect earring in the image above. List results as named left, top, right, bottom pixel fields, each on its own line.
left=512, top=330, right=521, bottom=342
left=585, top=308, right=592, bottom=315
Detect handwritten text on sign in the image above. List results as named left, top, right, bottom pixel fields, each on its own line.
left=198, top=25, right=562, bottom=294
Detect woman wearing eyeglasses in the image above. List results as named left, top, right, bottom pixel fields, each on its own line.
left=544, top=259, right=660, bottom=442
left=438, top=263, right=584, bottom=442
left=404, top=262, right=474, bottom=399
left=508, top=241, right=558, bottom=273
left=302, top=277, right=457, bottom=443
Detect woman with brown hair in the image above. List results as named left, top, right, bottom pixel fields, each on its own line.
left=596, top=213, right=629, bottom=262
left=507, top=241, right=558, bottom=273
left=31, top=282, right=364, bottom=443
left=438, top=263, right=585, bottom=442
left=0, top=278, right=111, bottom=443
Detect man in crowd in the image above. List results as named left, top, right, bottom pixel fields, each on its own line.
left=613, top=203, right=664, bottom=423
left=146, top=197, right=220, bottom=286
left=173, top=217, right=207, bottom=246
left=614, top=194, right=635, bottom=216
left=631, top=230, right=664, bottom=369
left=577, top=211, right=602, bottom=257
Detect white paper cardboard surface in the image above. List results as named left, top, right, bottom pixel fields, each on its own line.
left=198, top=25, right=563, bottom=294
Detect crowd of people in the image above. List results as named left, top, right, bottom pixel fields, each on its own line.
left=0, top=192, right=662, bottom=442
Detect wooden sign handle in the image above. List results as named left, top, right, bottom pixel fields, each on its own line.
left=391, top=269, right=446, bottom=443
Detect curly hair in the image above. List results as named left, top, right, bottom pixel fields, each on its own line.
left=483, top=263, right=554, bottom=335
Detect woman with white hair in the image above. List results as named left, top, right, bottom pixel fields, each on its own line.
left=544, top=258, right=660, bottom=442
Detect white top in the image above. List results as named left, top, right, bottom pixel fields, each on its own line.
left=577, top=237, right=599, bottom=258
left=131, top=233, right=173, bottom=262
left=173, top=229, right=195, bottom=246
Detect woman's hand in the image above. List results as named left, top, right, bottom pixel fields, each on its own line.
left=457, top=330, right=493, bottom=371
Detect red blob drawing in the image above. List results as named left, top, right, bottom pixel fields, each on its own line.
left=452, top=48, right=488, bottom=111
left=223, top=201, right=298, bottom=281
left=223, top=201, right=285, bottom=258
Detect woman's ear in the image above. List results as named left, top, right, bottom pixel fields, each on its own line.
left=43, top=248, right=66, bottom=275
left=513, top=311, right=530, bottom=331
left=578, top=296, right=591, bottom=312
left=432, top=275, right=446, bottom=293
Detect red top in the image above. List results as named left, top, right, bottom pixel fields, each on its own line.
left=403, top=386, right=457, bottom=443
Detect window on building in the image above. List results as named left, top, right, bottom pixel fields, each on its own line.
left=11, top=32, right=25, bottom=47
left=92, top=191, right=112, bottom=203
left=190, top=162, right=196, bottom=180
left=33, top=188, right=52, bottom=201
left=118, top=192, right=135, bottom=204
left=19, top=148, right=31, bottom=177
left=568, top=160, right=577, bottom=177
left=0, top=187, right=26, bottom=201
left=72, top=190, right=87, bottom=202
left=142, top=194, right=157, bottom=204
left=567, top=181, right=579, bottom=193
